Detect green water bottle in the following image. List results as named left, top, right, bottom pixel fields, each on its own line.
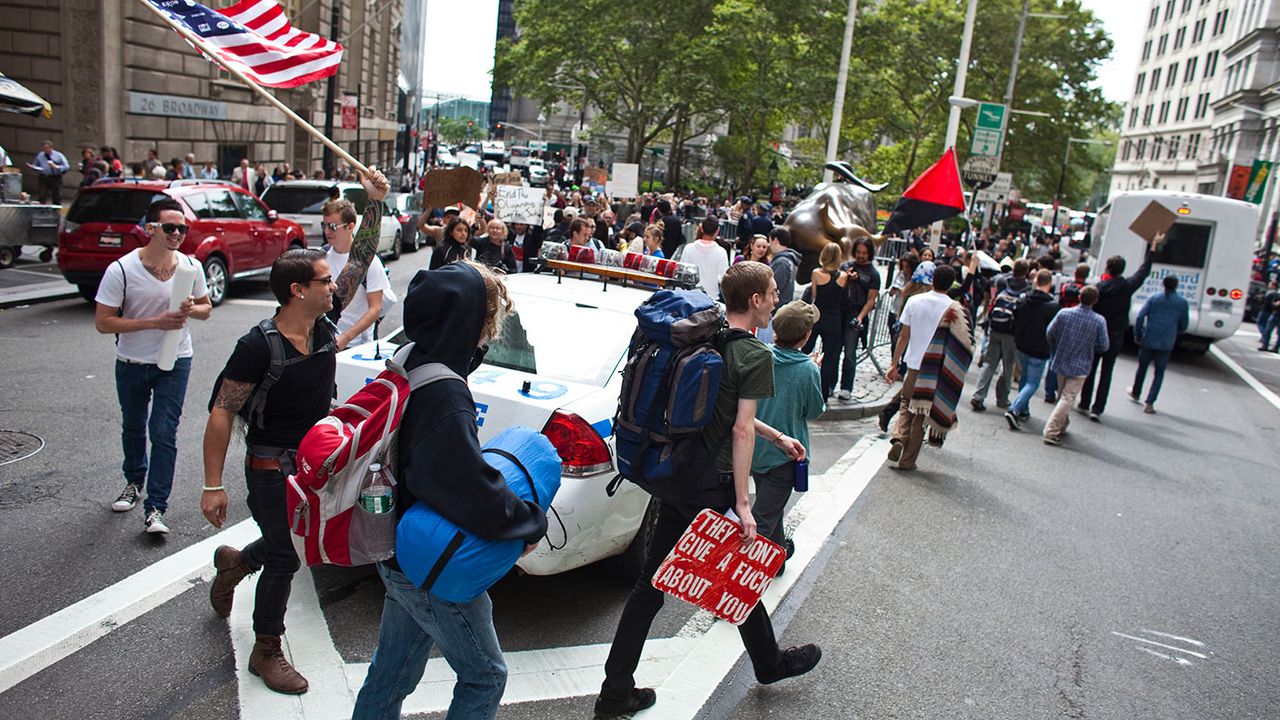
left=360, top=463, right=394, bottom=514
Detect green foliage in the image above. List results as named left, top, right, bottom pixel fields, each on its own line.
left=437, top=116, right=479, bottom=145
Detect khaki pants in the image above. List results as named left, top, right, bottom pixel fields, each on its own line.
left=1044, top=375, right=1084, bottom=439
left=891, top=369, right=925, bottom=468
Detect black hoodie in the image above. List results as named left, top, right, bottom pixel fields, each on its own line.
left=1011, top=288, right=1059, bottom=358
left=394, top=263, right=548, bottom=544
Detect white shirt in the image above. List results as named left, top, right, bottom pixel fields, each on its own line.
left=898, top=290, right=953, bottom=371
left=678, top=240, right=729, bottom=299
left=95, top=249, right=209, bottom=364
left=327, top=248, right=389, bottom=346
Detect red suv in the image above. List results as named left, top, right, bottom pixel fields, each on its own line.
left=58, top=179, right=306, bottom=305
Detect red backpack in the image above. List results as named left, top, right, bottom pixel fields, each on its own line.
left=286, top=344, right=460, bottom=566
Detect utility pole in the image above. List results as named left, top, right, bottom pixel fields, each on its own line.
left=943, top=0, right=979, bottom=152
left=823, top=0, right=858, bottom=184
left=1004, top=0, right=1029, bottom=109
left=321, top=0, right=341, bottom=176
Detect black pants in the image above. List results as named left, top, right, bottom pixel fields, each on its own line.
left=802, top=324, right=843, bottom=397
left=241, top=467, right=302, bottom=636
left=37, top=174, right=62, bottom=205
left=751, top=463, right=794, bottom=547
left=600, top=484, right=782, bottom=702
left=1079, top=332, right=1122, bottom=415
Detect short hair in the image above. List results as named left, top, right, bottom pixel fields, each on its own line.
left=269, top=248, right=326, bottom=305
left=1012, top=259, right=1030, bottom=278
left=1080, top=285, right=1100, bottom=306
left=1035, top=269, right=1053, bottom=287
left=486, top=218, right=507, bottom=236
left=768, top=226, right=792, bottom=247
left=1105, top=254, right=1126, bottom=276
left=145, top=197, right=185, bottom=224
left=569, top=217, right=590, bottom=236
left=720, top=261, right=773, bottom=313
left=933, top=263, right=957, bottom=290
left=322, top=198, right=357, bottom=224
left=1163, top=275, right=1179, bottom=292
left=819, top=242, right=843, bottom=271
left=700, top=216, right=719, bottom=237
left=1074, top=262, right=1089, bottom=281
left=657, top=199, right=672, bottom=215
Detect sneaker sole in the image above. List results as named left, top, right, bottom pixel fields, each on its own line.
left=145, top=524, right=170, bottom=535
left=1004, top=414, right=1020, bottom=431
left=111, top=503, right=136, bottom=513
left=887, top=442, right=903, bottom=462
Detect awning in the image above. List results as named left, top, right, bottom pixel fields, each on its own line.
left=0, top=72, right=51, bottom=119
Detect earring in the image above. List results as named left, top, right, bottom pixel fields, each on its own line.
left=300, top=294, right=305, bottom=300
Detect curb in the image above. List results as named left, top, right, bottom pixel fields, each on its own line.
left=0, top=283, right=80, bottom=309
left=817, top=397, right=894, bottom=422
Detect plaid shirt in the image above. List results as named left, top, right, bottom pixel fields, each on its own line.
left=1046, top=305, right=1109, bottom=377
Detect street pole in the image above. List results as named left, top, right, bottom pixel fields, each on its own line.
left=943, top=0, right=980, bottom=151
left=355, top=83, right=363, bottom=167
left=1004, top=0, right=1029, bottom=109
left=321, top=0, right=341, bottom=177
left=823, top=0, right=858, bottom=185
left=1055, top=141, right=1073, bottom=224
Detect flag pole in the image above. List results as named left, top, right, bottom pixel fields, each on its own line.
left=137, top=0, right=369, bottom=177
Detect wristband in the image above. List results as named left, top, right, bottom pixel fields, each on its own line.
left=773, top=432, right=785, bottom=443
left=202, top=485, right=225, bottom=492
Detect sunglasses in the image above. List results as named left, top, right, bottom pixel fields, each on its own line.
left=155, top=223, right=188, bottom=235
left=306, top=275, right=334, bottom=285
left=324, top=222, right=350, bottom=232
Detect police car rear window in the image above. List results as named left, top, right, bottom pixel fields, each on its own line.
left=485, top=296, right=633, bottom=387
left=67, top=190, right=166, bottom=224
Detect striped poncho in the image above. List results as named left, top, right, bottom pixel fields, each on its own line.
left=908, top=300, right=974, bottom=438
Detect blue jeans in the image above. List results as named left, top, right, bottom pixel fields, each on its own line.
left=115, top=357, right=191, bottom=513
left=1132, top=346, right=1171, bottom=403
left=1008, top=353, right=1046, bottom=417
left=1261, top=313, right=1279, bottom=349
left=1043, top=351, right=1058, bottom=398
left=352, top=563, right=507, bottom=720
left=839, top=322, right=868, bottom=392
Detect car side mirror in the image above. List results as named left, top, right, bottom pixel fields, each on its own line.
left=266, top=209, right=278, bottom=223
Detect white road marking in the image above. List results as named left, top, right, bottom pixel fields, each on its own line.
left=225, top=298, right=280, bottom=308
left=1136, top=646, right=1192, bottom=666
left=1110, top=631, right=1209, bottom=659
left=1142, top=629, right=1205, bottom=646
left=1209, top=344, right=1280, bottom=413
left=0, top=519, right=260, bottom=693
left=230, top=436, right=888, bottom=719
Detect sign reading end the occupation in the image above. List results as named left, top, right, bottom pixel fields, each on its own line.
left=652, top=509, right=785, bottom=625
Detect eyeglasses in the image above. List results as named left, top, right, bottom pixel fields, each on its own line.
left=156, top=223, right=188, bottom=235
left=306, top=275, right=334, bottom=285
left=324, top=222, right=349, bottom=232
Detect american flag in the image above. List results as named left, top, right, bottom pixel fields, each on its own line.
left=148, top=0, right=343, bottom=88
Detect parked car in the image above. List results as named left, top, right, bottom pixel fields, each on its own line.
left=435, top=148, right=459, bottom=167
left=57, top=179, right=306, bottom=306
left=259, top=180, right=400, bottom=260
left=387, top=192, right=423, bottom=252
left=528, top=159, right=549, bottom=188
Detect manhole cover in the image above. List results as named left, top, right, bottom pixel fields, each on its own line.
left=0, top=430, right=44, bottom=466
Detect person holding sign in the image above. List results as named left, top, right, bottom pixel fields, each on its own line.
left=94, top=197, right=212, bottom=534
left=594, top=263, right=822, bottom=719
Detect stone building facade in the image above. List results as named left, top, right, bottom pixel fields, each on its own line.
left=0, top=0, right=403, bottom=199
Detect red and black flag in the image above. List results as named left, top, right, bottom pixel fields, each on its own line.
left=881, top=148, right=966, bottom=235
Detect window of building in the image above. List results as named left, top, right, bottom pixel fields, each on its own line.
left=1135, top=72, right=1146, bottom=95
left=1169, top=136, right=1181, bottom=159
left=1151, top=68, right=1163, bottom=89
left=1137, top=138, right=1148, bottom=159
left=1192, top=18, right=1205, bottom=43
left=1188, top=133, right=1201, bottom=159
left=1122, top=140, right=1133, bottom=161
left=1194, top=93, right=1210, bottom=119
left=1154, top=137, right=1165, bottom=158
left=1176, top=96, right=1190, bottom=121
left=1181, top=0, right=1191, bottom=12
left=1212, top=9, right=1229, bottom=36
left=1165, top=1, right=1175, bottom=22
left=1158, top=34, right=1168, bottom=56
left=1144, top=104, right=1155, bottom=125
left=1168, top=62, right=1179, bottom=87
left=1184, top=56, right=1197, bottom=83
left=1129, top=107, right=1140, bottom=128
left=1174, top=26, right=1186, bottom=50
left=1206, top=50, right=1219, bottom=77
left=1142, top=40, right=1153, bottom=62
left=1159, top=101, right=1171, bottom=123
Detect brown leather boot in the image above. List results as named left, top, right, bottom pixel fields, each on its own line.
left=210, top=545, right=252, bottom=618
left=248, top=634, right=309, bottom=694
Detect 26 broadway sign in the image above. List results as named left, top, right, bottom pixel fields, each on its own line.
left=128, top=91, right=226, bottom=120
left=652, top=509, right=785, bottom=624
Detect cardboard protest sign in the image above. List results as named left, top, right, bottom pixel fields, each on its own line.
left=493, top=171, right=523, bottom=186
left=583, top=167, right=608, bottom=194
left=608, top=163, right=640, bottom=198
left=495, top=185, right=546, bottom=225
left=1128, top=201, right=1177, bottom=245
left=651, top=509, right=785, bottom=625
left=423, top=167, right=483, bottom=210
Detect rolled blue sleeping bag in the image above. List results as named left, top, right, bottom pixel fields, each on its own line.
left=395, top=426, right=562, bottom=602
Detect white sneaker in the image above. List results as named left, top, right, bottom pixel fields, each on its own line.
left=112, top=484, right=141, bottom=512
left=837, top=390, right=852, bottom=401
left=144, top=509, right=170, bottom=535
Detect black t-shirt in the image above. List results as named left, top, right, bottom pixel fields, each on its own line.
left=213, top=318, right=336, bottom=449
left=840, top=260, right=882, bottom=316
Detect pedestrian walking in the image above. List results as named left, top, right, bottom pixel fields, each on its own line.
left=95, top=197, right=212, bottom=533
left=351, top=261, right=548, bottom=720
left=886, top=264, right=972, bottom=470
left=1043, top=286, right=1109, bottom=445
left=1005, top=270, right=1059, bottom=430
left=675, top=216, right=731, bottom=300
left=971, top=259, right=1030, bottom=411
left=1128, top=275, right=1189, bottom=413
left=594, top=262, right=820, bottom=718
left=751, top=300, right=825, bottom=574
left=1044, top=263, right=1089, bottom=403
left=1257, top=279, right=1279, bottom=352
left=837, top=236, right=881, bottom=401
left=201, top=169, right=388, bottom=695
left=1079, top=233, right=1162, bottom=420
left=27, top=139, right=69, bottom=205
left=801, top=243, right=848, bottom=398
left=768, top=227, right=801, bottom=304
left=323, top=198, right=390, bottom=350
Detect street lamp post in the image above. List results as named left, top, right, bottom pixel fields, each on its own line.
left=1056, top=137, right=1112, bottom=228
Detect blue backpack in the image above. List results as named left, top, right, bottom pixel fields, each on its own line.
left=609, top=290, right=751, bottom=503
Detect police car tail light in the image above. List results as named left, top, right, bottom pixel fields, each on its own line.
left=541, top=410, right=613, bottom=477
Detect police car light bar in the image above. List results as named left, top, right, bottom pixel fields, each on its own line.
left=536, top=242, right=701, bottom=290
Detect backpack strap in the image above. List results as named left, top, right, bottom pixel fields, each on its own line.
left=111, top=259, right=127, bottom=345
left=247, top=318, right=328, bottom=429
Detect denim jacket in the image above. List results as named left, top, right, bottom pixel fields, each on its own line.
left=1134, top=291, right=1189, bottom=352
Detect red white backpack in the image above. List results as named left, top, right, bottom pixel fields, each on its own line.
left=286, top=343, right=460, bottom=567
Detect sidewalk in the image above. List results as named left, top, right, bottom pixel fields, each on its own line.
left=0, top=253, right=77, bottom=309
left=818, top=342, right=896, bottom=421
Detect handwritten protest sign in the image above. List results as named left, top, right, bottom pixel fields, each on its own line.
left=607, top=163, right=640, bottom=198
left=423, top=167, right=483, bottom=210
left=651, top=509, right=785, bottom=625
left=583, top=167, right=608, bottom=194
left=493, top=171, right=523, bottom=186
left=495, top=185, right=546, bottom=225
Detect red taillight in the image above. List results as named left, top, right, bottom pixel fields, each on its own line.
left=1206, top=286, right=1216, bottom=296
left=397, top=214, right=410, bottom=224
left=541, top=410, right=612, bottom=477
left=1230, top=288, right=1243, bottom=300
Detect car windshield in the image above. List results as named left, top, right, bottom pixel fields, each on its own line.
left=260, top=187, right=333, bottom=214
left=484, top=295, right=634, bottom=386
left=67, top=190, right=166, bottom=224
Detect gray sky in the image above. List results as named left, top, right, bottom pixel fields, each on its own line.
left=420, top=0, right=1142, bottom=104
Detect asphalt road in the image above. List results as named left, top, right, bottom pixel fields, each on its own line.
left=0, top=261, right=1277, bottom=720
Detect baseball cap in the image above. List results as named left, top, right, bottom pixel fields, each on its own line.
left=443, top=205, right=460, bottom=215
left=562, top=206, right=578, bottom=218
left=772, top=301, right=820, bottom=345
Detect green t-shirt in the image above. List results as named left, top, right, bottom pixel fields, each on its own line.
left=707, top=334, right=776, bottom=471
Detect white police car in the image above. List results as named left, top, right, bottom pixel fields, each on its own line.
left=335, top=254, right=702, bottom=575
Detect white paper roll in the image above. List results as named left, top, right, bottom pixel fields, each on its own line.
left=157, top=261, right=198, bottom=372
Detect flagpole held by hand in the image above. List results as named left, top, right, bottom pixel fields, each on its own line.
left=136, top=0, right=370, bottom=178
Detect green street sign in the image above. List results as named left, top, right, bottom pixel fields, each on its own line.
left=976, top=102, right=1006, bottom=131
left=970, top=102, right=1007, bottom=158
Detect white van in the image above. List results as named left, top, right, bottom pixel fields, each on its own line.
left=1090, top=190, right=1259, bottom=347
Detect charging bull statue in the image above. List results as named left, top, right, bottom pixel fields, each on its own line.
left=783, top=161, right=887, bottom=281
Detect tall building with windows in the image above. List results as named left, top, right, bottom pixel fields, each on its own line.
left=1110, top=0, right=1238, bottom=197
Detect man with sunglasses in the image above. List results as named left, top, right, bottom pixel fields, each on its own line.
left=94, top=197, right=212, bottom=534
left=198, top=167, right=388, bottom=696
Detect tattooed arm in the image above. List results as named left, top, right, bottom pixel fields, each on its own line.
left=200, top=379, right=255, bottom=527
left=333, top=167, right=390, bottom=311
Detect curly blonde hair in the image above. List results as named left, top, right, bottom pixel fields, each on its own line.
left=463, top=260, right=514, bottom=343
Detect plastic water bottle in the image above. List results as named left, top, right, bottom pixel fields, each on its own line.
left=360, top=463, right=394, bottom=514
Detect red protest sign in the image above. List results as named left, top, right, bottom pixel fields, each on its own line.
left=651, top=509, right=785, bottom=625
